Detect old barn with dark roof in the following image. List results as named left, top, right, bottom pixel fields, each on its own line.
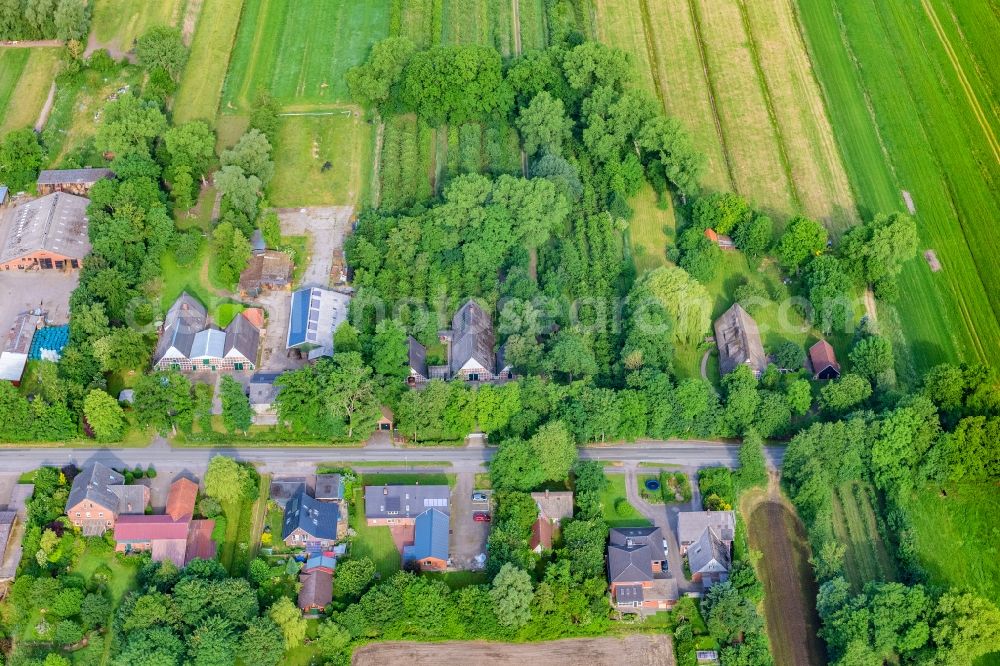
left=714, top=303, right=766, bottom=378
left=37, top=168, right=113, bottom=195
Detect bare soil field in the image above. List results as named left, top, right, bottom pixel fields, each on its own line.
left=747, top=499, right=825, bottom=666
left=353, top=636, right=675, bottom=666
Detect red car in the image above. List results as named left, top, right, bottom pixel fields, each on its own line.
left=473, top=512, right=491, bottom=522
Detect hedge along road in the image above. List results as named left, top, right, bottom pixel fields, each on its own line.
left=0, top=438, right=784, bottom=474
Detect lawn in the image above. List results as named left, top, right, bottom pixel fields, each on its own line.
left=795, top=0, right=1000, bottom=371
left=173, top=0, right=245, bottom=125
left=349, top=488, right=401, bottom=579
left=73, top=540, right=139, bottom=603
left=222, top=0, right=391, bottom=111
left=269, top=112, right=374, bottom=207
left=0, top=48, right=59, bottom=135
left=90, top=0, right=184, bottom=52
left=220, top=474, right=269, bottom=575
left=830, top=481, right=897, bottom=592
left=626, top=184, right=675, bottom=274
left=600, top=474, right=651, bottom=528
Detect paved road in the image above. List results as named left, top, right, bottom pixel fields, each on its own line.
left=0, top=439, right=784, bottom=474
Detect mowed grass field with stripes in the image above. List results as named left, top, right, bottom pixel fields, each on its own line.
left=594, top=0, right=1000, bottom=373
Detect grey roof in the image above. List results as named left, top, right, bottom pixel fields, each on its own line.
left=364, top=485, right=450, bottom=521
left=609, top=526, right=667, bottom=561
left=677, top=511, right=735, bottom=545
left=614, top=583, right=644, bottom=604
left=408, top=336, right=428, bottom=378
left=298, top=570, right=333, bottom=610
left=190, top=328, right=226, bottom=359
left=687, top=527, right=731, bottom=575
left=112, top=485, right=147, bottom=514
left=714, top=303, right=766, bottom=376
left=0, top=193, right=90, bottom=263
left=248, top=372, right=282, bottom=406
left=154, top=292, right=208, bottom=363
left=224, top=312, right=260, bottom=362
left=282, top=489, right=338, bottom=541
left=287, top=287, right=350, bottom=349
left=403, top=508, right=449, bottom=562
left=314, top=474, right=343, bottom=501
left=608, top=542, right=654, bottom=583
left=67, top=463, right=124, bottom=512
left=449, top=300, right=495, bottom=374
left=250, top=228, right=266, bottom=253
left=531, top=491, right=574, bottom=523
left=37, top=168, right=113, bottom=185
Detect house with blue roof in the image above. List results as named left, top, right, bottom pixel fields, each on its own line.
left=286, top=287, right=350, bottom=359
left=402, top=508, right=450, bottom=570
left=282, top=488, right=339, bottom=552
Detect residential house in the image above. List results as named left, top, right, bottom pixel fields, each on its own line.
left=714, top=303, right=766, bottom=378
left=239, top=250, right=293, bottom=298
left=66, top=463, right=149, bottom=535
left=406, top=301, right=514, bottom=384
left=0, top=193, right=90, bottom=271
left=36, top=168, right=113, bottom=196
left=282, top=488, right=339, bottom=551
left=530, top=516, right=554, bottom=554
left=607, top=526, right=677, bottom=612
left=677, top=511, right=736, bottom=588
left=530, top=490, right=574, bottom=524
left=402, top=507, right=449, bottom=570
left=287, top=287, right=350, bottom=359
left=364, top=485, right=450, bottom=526
left=298, top=569, right=333, bottom=613
left=153, top=293, right=260, bottom=371
left=113, top=477, right=216, bottom=567
left=247, top=372, right=282, bottom=425
left=809, top=339, right=841, bottom=380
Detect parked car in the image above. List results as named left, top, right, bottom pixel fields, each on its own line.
left=471, top=492, right=488, bottom=503
left=473, top=512, right=491, bottom=522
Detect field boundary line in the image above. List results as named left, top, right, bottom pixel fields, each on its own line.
left=736, top=0, right=801, bottom=211
left=685, top=0, right=738, bottom=192
left=636, top=0, right=666, bottom=110
left=920, top=0, right=1000, bottom=167
left=236, top=0, right=272, bottom=110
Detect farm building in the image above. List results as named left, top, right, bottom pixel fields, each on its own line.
left=65, top=463, right=149, bottom=535
left=113, top=477, right=215, bottom=567
left=606, top=526, right=677, bottom=612
left=714, top=303, right=767, bottom=378
left=0, top=311, right=43, bottom=385
left=0, top=193, right=90, bottom=271
left=153, top=293, right=260, bottom=372
left=407, top=301, right=514, bottom=384
left=402, top=508, right=450, bottom=570
left=287, top=287, right=351, bottom=359
left=37, top=168, right=113, bottom=196
left=238, top=250, right=293, bottom=297
left=704, top=228, right=735, bottom=250
left=247, top=372, right=282, bottom=424
left=809, top=339, right=841, bottom=380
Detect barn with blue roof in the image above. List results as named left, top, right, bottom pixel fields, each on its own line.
left=286, top=287, right=350, bottom=359
left=402, top=508, right=450, bottom=570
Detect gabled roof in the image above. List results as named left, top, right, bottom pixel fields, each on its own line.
left=239, top=250, right=293, bottom=291
left=677, top=511, right=735, bottom=545
left=287, top=287, right=350, bottom=350
left=304, top=554, right=337, bottom=573
left=608, top=541, right=654, bottom=583
left=166, top=478, right=198, bottom=521
left=67, top=463, right=124, bottom=513
left=224, top=311, right=260, bottom=362
left=150, top=538, right=189, bottom=568
left=364, top=485, right=450, bottom=521
left=298, top=570, right=333, bottom=610
left=112, top=485, right=148, bottom=514
left=283, top=489, right=338, bottom=541
left=809, top=339, right=840, bottom=376
left=190, top=328, right=226, bottom=359
left=450, top=300, right=495, bottom=374
left=530, top=517, right=553, bottom=551
left=531, top=490, right=574, bottom=523
left=37, top=167, right=113, bottom=185
left=714, top=303, right=766, bottom=376
left=687, top=526, right=731, bottom=575
left=403, top=508, right=449, bottom=562
left=0, top=192, right=90, bottom=263
left=154, top=292, right=208, bottom=363
left=609, top=526, right=667, bottom=561
left=185, top=519, right=217, bottom=563
left=114, top=515, right=191, bottom=541
left=408, top=336, right=428, bottom=378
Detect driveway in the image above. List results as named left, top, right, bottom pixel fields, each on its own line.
left=276, top=207, right=353, bottom=288
left=622, top=465, right=697, bottom=594
left=0, top=270, right=78, bottom=340
left=255, top=290, right=305, bottom=372
left=450, top=472, right=489, bottom=570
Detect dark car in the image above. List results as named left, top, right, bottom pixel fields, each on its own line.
left=473, top=512, right=491, bottom=522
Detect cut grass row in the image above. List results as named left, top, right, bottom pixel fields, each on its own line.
left=221, top=0, right=391, bottom=110
left=795, top=0, right=1000, bottom=370
left=390, top=0, right=442, bottom=48
left=0, top=48, right=59, bottom=135
left=831, top=481, right=896, bottom=592
left=173, top=0, right=245, bottom=125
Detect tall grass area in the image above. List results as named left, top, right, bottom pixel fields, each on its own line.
left=173, top=0, right=245, bottom=125
left=830, top=481, right=897, bottom=592
left=389, top=0, right=442, bottom=47
left=379, top=114, right=434, bottom=211
left=222, top=0, right=391, bottom=110
left=795, top=0, right=1000, bottom=371
left=0, top=49, right=59, bottom=135
left=90, top=0, right=183, bottom=50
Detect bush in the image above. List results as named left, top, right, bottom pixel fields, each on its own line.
left=146, top=466, right=156, bottom=479
left=199, top=497, right=222, bottom=518
left=613, top=497, right=630, bottom=516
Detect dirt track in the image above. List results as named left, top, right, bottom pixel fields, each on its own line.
left=353, top=636, right=675, bottom=666
left=748, top=501, right=826, bottom=666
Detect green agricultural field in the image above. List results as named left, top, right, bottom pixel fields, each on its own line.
left=90, top=0, right=184, bottom=53
left=831, top=481, right=897, bottom=592
left=441, top=0, right=507, bottom=48
left=222, top=0, right=391, bottom=111
left=0, top=48, right=59, bottom=135
left=390, top=0, right=442, bottom=48
left=173, top=0, right=245, bottom=125
left=269, top=111, right=374, bottom=207
left=795, top=0, right=1000, bottom=371
left=517, top=0, right=546, bottom=51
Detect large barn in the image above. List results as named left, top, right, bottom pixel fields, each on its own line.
left=36, top=168, right=113, bottom=196
left=0, top=193, right=90, bottom=271
left=713, top=303, right=767, bottom=378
